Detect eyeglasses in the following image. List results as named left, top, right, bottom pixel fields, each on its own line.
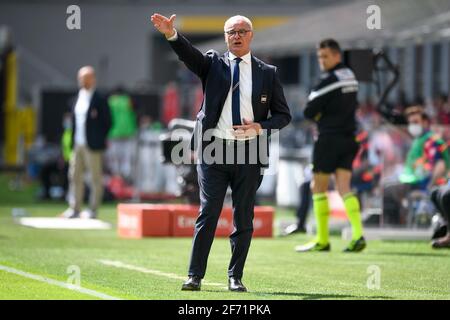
left=225, top=29, right=252, bottom=37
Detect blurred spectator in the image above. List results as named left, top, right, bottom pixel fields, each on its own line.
left=162, top=82, right=180, bottom=126
left=29, top=111, right=71, bottom=200
left=139, top=114, right=163, bottom=132
left=356, top=99, right=379, bottom=132
left=367, top=116, right=398, bottom=178
left=106, top=86, right=137, bottom=181
left=40, top=112, right=72, bottom=200
left=383, top=106, right=449, bottom=224
left=61, top=66, right=111, bottom=219
left=435, top=94, right=450, bottom=125
left=30, top=138, right=63, bottom=200
left=130, top=114, right=167, bottom=197
left=282, top=165, right=313, bottom=235
left=351, top=130, right=382, bottom=199
left=28, top=108, right=70, bottom=200
left=423, top=97, right=437, bottom=123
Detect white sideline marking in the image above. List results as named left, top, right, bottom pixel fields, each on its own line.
left=18, top=217, right=111, bottom=230
left=0, top=264, right=121, bottom=300
left=98, top=259, right=227, bottom=288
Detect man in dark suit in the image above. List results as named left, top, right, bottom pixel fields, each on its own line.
left=61, top=66, right=111, bottom=219
left=151, top=13, right=291, bottom=292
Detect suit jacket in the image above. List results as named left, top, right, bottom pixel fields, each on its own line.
left=168, top=33, right=291, bottom=165
left=70, top=90, right=112, bottom=151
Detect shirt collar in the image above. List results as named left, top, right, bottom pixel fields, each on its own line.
left=228, top=51, right=251, bottom=64
left=79, top=87, right=94, bottom=96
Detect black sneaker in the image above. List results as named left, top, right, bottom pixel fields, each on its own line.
left=343, top=236, right=367, bottom=252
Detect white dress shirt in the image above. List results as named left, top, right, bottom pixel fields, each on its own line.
left=214, top=51, right=254, bottom=140
left=74, top=88, right=94, bottom=146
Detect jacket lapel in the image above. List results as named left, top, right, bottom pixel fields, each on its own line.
left=221, top=52, right=231, bottom=90
left=88, top=90, right=97, bottom=111
left=251, top=55, right=263, bottom=118
left=216, top=53, right=232, bottom=117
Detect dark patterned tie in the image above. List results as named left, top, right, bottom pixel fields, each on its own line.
left=232, top=57, right=242, bottom=126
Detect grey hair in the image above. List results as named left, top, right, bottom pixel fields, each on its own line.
left=224, top=15, right=253, bottom=31
left=78, top=65, right=95, bottom=76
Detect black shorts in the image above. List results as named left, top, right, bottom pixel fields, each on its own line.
left=312, top=134, right=360, bottom=173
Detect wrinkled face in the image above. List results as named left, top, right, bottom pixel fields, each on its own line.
left=317, top=47, right=341, bottom=71
left=78, top=67, right=96, bottom=90
left=224, top=18, right=253, bottom=57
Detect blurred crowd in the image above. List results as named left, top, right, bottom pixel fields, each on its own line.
left=25, top=76, right=450, bottom=236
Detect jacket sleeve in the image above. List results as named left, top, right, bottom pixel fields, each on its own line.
left=304, top=73, right=339, bottom=121
left=259, top=69, right=292, bottom=131
left=168, top=32, right=212, bottom=80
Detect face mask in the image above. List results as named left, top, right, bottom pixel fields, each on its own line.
left=408, top=123, right=423, bottom=137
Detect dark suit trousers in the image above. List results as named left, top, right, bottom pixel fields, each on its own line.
left=188, top=139, right=264, bottom=279
left=296, top=180, right=312, bottom=228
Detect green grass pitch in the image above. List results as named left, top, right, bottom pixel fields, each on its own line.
left=0, top=174, right=449, bottom=300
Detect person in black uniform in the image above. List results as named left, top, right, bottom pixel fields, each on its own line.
left=295, top=39, right=366, bottom=252
left=150, top=13, right=291, bottom=291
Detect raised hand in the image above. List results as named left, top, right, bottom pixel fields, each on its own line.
left=150, top=13, right=176, bottom=38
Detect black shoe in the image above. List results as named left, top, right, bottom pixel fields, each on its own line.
left=181, top=276, right=201, bottom=291
left=343, top=236, right=367, bottom=252
left=228, top=277, right=247, bottom=292
left=283, top=223, right=306, bottom=236
left=432, top=225, right=448, bottom=240
left=431, top=235, right=450, bottom=249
